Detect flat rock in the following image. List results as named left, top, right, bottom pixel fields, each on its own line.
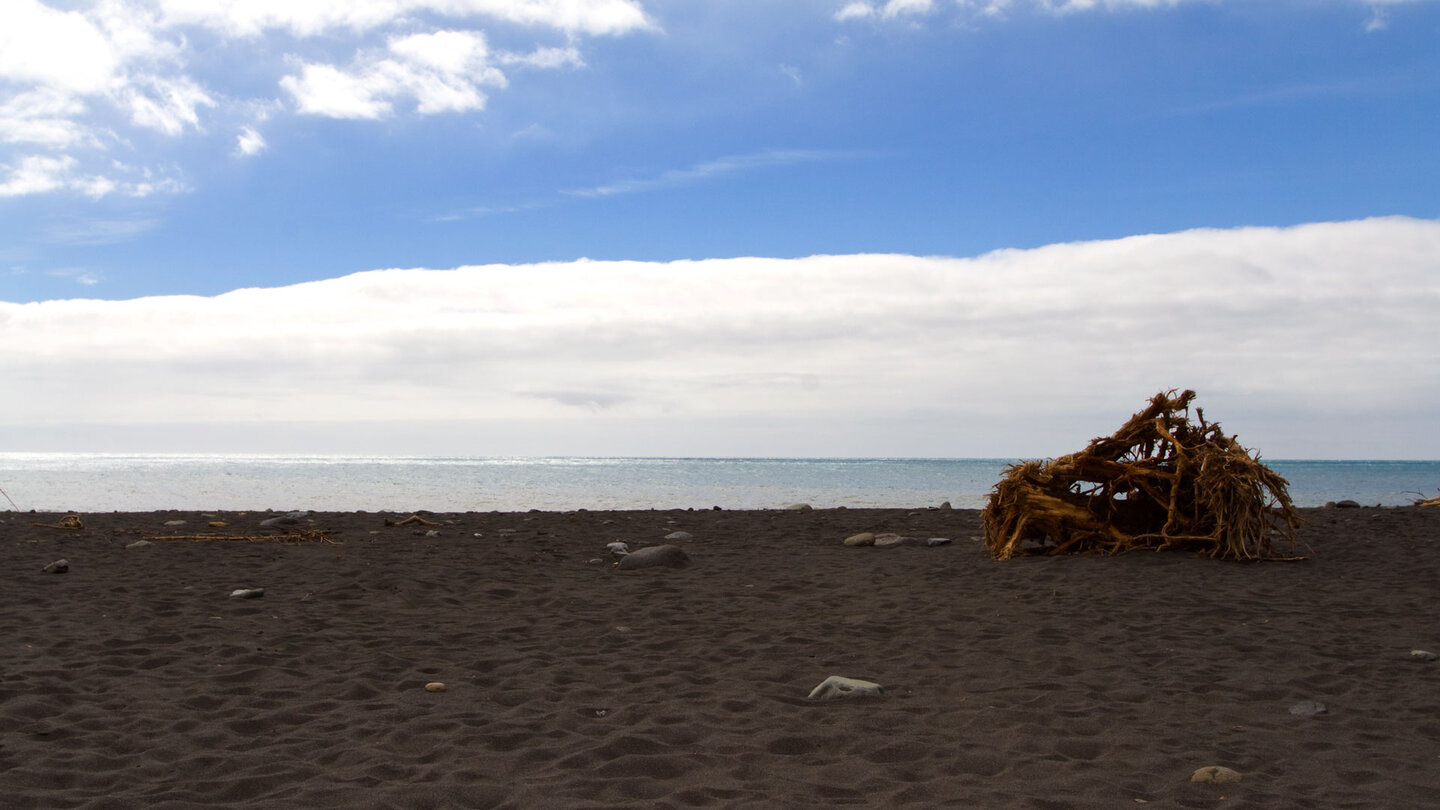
left=664, top=531, right=693, bottom=541
left=843, top=532, right=875, bottom=547
left=126, top=540, right=152, bottom=549
left=808, top=676, right=884, bottom=701
left=424, top=682, right=447, bottom=693
left=1190, top=766, right=1242, bottom=784
left=163, top=520, right=186, bottom=526
left=259, top=516, right=301, bottom=528
left=615, top=545, right=690, bottom=570
left=873, top=533, right=914, bottom=549
left=926, top=537, right=952, bottom=547
left=1409, top=649, right=1438, bottom=661
left=786, top=503, right=813, bottom=512
left=1289, top=700, right=1327, bottom=717
left=42, top=559, right=69, bottom=574
left=229, top=588, right=265, bottom=599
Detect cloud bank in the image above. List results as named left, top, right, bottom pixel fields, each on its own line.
left=3, top=217, right=1437, bottom=457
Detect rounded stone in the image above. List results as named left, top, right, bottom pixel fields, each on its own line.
left=1190, top=766, right=1242, bottom=784
left=616, top=544, right=690, bottom=570
left=424, top=682, right=447, bottom=693
left=843, top=532, right=876, bottom=547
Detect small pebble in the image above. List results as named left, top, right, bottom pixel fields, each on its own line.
left=164, top=520, right=186, bottom=527
left=927, top=537, right=953, bottom=547
left=126, top=540, right=152, bottom=549
left=424, top=682, right=447, bottom=693
left=229, top=588, right=265, bottom=599
left=42, top=559, right=69, bottom=574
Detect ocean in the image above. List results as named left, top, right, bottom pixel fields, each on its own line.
left=1, top=454, right=1436, bottom=513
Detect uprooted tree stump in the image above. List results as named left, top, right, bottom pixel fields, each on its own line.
left=982, top=389, right=1302, bottom=561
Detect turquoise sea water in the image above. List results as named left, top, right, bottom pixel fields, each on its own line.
left=1, top=455, right=1436, bottom=513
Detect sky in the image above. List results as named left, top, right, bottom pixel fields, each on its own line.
left=1, top=0, right=1438, bottom=458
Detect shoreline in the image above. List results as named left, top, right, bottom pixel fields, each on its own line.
left=4, top=506, right=1438, bottom=808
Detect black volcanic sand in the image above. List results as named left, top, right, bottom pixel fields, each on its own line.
left=2, top=506, right=1437, bottom=809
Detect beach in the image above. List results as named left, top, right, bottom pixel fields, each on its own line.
left=3, top=506, right=1437, bottom=809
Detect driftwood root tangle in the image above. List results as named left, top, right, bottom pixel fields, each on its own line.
left=982, top=389, right=1302, bottom=561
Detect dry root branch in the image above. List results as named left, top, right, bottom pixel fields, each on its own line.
left=391, top=514, right=439, bottom=526
left=982, top=389, right=1302, bottom=561
left=31, top=515, right=84, bottom=530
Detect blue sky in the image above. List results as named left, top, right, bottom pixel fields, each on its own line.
left=2, top=1, right=1439, bottom=458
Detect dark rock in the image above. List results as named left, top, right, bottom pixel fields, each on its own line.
left=42, top=559, right=68, bottom=574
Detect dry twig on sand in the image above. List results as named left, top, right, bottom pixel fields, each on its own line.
left=144, top=528, right=338, bottom=544
left=982, top=389, right=1302, bottom=561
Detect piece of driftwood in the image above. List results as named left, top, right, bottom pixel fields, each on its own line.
left=982, top=390, right=1302, bottom=561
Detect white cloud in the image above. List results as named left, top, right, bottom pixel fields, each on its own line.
left=498, top=45, right=586, bottom=70
left=0, top=154, right=78, bottom=196
left=282, top=29, right=509, bottom=118
left=0, top=0, right=654, bottom=197
left=281, top=62, right=394, bottom=119
left=156, top=0, right=654, bottom=38
left=0, top=153, right=183, bottom=198
left=0, top=90, right=93, bottom=147
left=122, top=74, right=214, bottom=135
left=564, top=149, right=862, bottom=198
left=836, top=2, right=878, bottom=20
left=835, top=0, right=936, bottom=20
left=235, top=126, right=266, bottom=156
left=3, top=217, right=1437, bottom=457
left=0, top=0, right=122, bottom=94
